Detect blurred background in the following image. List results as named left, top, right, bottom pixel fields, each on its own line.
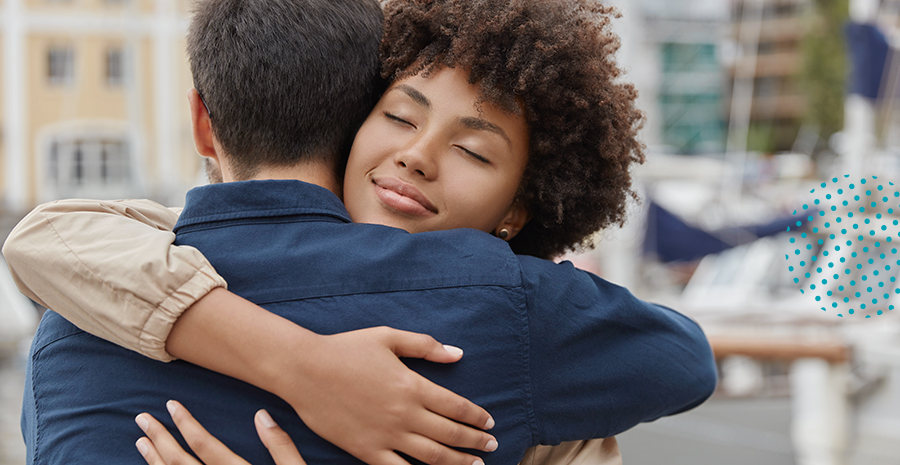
left=2, top=0, right=900, bottom=463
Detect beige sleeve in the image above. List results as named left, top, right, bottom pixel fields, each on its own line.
left=1, top=198, right=227, bottom=362
left=518, top=439, right=621, bottom=465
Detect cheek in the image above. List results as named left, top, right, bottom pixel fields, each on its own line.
left=443, top=170, right=521, bottom=231
left=342, top=153, right=364, bottom=208
left=344, top=124, right=391, bottom=202
left=343, top=159, right=375, bottom=223
left=346, top=126, right=379, bottom=174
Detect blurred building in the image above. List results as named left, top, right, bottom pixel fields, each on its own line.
left=1, top=0, right=200, bottom=214
left=641, top=0, right=730, bottom=155
left=728, top=0, right=812, bottom=152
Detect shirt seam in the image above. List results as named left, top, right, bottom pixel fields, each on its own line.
left=31, top=328, right=85, bottom=359
left=517, top=260, right=541, bottom=446
left=175, top=216, right=340, bottom=235
left=31, top=329, right=86, bottom=465
left=176, top=208, right=349, bottom=230
left=30, top=353, right=40, bottom=465
left=32, top=375, right=41, bottom=465
left=246, top=281, right=522, bottom=305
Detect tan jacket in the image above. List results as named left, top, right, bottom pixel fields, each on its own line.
left=2, top=198, right=621, bottom=465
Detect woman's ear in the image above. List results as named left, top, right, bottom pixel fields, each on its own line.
left=494, top=201, right=531, bottom=241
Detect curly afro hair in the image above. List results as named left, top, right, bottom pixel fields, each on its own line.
left=381, top=0, right=645, bottom=259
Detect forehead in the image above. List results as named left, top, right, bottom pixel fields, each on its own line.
left=390, top=65, right=521, bottom=114
left=386, top=67, right=528, bottom=144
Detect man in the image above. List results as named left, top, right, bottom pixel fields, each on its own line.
left=10, top=1, right=497, bottom=464
left=5, top=0, right=716, bottom=463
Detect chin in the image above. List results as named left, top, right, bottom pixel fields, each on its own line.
left=353, top=214, right=415, bottom=234
left=386, top=220, right=419, bottom=234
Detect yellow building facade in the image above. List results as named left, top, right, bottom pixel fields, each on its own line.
left=1, top=0, right=200, bottom=213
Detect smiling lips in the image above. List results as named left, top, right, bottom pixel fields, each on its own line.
left=372, top=177, right=438, bottom=216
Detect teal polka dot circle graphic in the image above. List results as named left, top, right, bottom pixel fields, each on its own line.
left=787, top=175, right=900, bottom=318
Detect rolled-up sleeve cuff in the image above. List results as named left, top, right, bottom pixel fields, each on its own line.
left=140, top=263, right=228, bottom=362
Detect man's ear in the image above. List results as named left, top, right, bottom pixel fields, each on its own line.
left=494, top=201, right=531, bottom=241
left=188, top=89, right=220, bottom=163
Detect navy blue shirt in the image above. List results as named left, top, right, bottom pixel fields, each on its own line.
left=23, top=180, right=716, bottom=465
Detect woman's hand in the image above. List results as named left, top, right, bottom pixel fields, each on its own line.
left=135, top=400, right=306, bottom=465
left=167, top=289, right=496, bottom=465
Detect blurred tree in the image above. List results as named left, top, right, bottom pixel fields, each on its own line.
left=747, top=120, right=775, bottom=153
left=800, top=0, right=849, bottom=149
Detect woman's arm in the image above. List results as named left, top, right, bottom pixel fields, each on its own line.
left=172, top=290, right=498, bottom=465
left=2, top=199, right=497, bottom=465
left=3, top=198, right=221, bottom=361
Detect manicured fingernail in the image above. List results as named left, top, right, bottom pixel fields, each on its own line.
left=136, top=438, right=149, bottom=456
left=443, top=345, right=463, bottom=356
left=257, top=409, right=277, bottom=428
left=484, top=439, right=498, bottom=452
left=135, top=414, right=149, bottom=432
left=473, top=460, right=484, bottom=465
left=484, top=417, right=495, bottom=429
left=166, top=400, right=178, bottom=417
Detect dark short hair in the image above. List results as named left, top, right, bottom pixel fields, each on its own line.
left=188, top=0, right=384, bottom=179
left=382, top=0, right=645, bottom=259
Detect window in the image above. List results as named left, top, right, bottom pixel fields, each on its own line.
left=47, top=46, right=75, bottom=85
left=659, top=92, right=725, bottom=154
left=106, top=48, right=125, bottom=86
left=45, top=136, right=137, bottom=199
left=662, top=43, right=719, bottom=73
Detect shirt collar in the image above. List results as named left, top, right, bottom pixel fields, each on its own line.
left=174, top=179, right=351, bottom=232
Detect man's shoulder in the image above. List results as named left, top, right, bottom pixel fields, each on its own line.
left=312, top=225, right=526, bottom=292
left=29, top=310, right=86, bottom=356
left=512, top=254, right=653, bottom=319
left=513, top=254, right=611, bottom=292
left=194, top=222, right=530, bottom=302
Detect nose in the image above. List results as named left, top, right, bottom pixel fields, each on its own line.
left=394, top=135, right=438, bottom=180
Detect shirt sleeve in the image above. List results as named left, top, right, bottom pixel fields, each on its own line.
left=2, top=199, right=227, bottom=362
left=519, top=256, right=717, bottom=443
left=518, top=438, right=621, bottom=465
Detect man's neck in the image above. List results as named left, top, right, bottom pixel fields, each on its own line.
left=226, top=162, right=342, bottom=200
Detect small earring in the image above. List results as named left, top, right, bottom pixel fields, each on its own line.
left=498, top=228, right=510, bottom=239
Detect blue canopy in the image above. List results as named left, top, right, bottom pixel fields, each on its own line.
left=644, top=200, right=816, bottom=263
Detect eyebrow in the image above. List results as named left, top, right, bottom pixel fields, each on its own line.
left=458, top=116, right=511, bottom=146
left=394, top=85, right=431, bottom=108
left=393, top=84, right=512, bottom=146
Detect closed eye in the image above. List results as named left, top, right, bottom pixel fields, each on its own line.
left=458, top=146, right=490, bottom=164
left=384, top=112, right=413, bottom=127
